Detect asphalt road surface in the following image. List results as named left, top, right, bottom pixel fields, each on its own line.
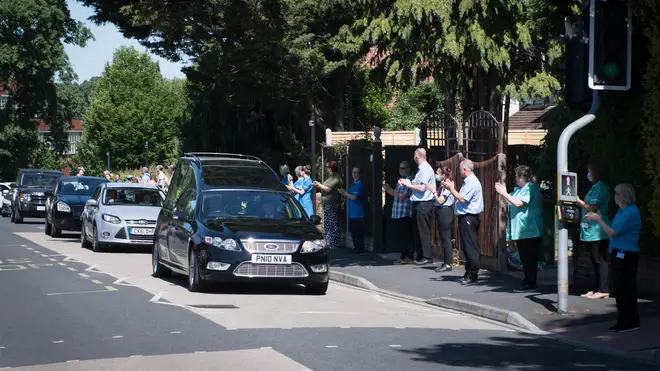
left=0, top=217, right=656, bottom=371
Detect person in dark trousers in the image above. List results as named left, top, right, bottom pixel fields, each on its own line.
left=577, top=163, right=611, bottom=299
left=384, top=161, right=414, bottom=264
left=585, top=184, right=641, bottom=333
left=433, top=166, right=455, bottom=272
left=339, top=167, right=365, bottom=253
left=398, top=148, right=436, bottom=265
left=495, top=165, right=544, bottom=291
left=442, top=159, right=484, bottom=285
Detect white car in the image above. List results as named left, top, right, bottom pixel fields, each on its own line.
left=0, top=182, right=13, bottom=217
left=80, top=183, right=165, bottom=252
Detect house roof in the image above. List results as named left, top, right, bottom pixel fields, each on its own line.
left=508, top=105, right=556, bottom=130
left=38, top=119, right=83, bottom=132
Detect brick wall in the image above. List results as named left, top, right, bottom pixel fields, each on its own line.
left=572, top=247, right=660, bottom=300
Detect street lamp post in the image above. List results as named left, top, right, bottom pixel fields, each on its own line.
left=309, top=112, right=316, bottom=212
left=145, top=141, right=149, bottom=168
left=106, top=152, right=110, bottom=171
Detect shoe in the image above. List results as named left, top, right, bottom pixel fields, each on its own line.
left=435, top=264, right=452, bottom=272
left=514, top=284, right=536, bottom=293
left=581, top=291, right=595, bottom=298
left=460, top=277, right=478, bottom=286
left=416, top=258, right=433, bottom=265
left=393, top=258, right=412, bottom=265
left=588, top=292, right=610, bottom=299
left=610, top=324, right=640, bottom=333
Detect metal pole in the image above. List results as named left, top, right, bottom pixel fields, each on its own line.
left=145, top=141, right=149, bottom=168
left=309, top=113, right=316, bottom=213
left=106, top=152, right=110, bottom=171
left=556, top=89, right=600, bottom=314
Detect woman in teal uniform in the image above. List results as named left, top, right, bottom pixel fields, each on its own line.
left=495, top=165, right=544, bottom=291
left=577, top=164, right=611, bottom=299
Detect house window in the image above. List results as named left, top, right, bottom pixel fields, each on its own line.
left=0, top=95, right=7, bottom=110
left=68, top=131, right=82, bottom=154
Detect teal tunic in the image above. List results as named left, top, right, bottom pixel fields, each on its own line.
left=580, top=181, right=610, bottom=242
left=506, top=182, right=544, bottom=241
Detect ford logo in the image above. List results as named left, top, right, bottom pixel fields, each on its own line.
left=138, top=219, right=148, bottom=225
left=264, top=243, right=279, bottom=251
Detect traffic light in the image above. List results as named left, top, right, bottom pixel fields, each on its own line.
left=564, top=14, right=591, bottom=109
left=589, top=0, right=632, bottom=91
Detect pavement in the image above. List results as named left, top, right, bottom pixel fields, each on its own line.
left=329, top=248, right=660, bottom=366
left=0, top=217, right=657, bottom=370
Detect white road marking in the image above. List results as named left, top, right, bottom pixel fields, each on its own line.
left=260, top=347, right=272, bottom=350
left=112, top=336, right=123, bottom=339
left=170, top=331, right=181, bottom=334
left=53, top=340, right=64, bottom=344
left=0, top=346, right=4, bottom=349
left=26, top=247, right=34, bottom=250
left=91, top=279, right=104, bottom=284
left=67, top=267, right=77, bottom=271
left=63, top=256, right=78, bottom=262
left=57, top=263, right=66, bottom=266
left=20, top=245, right=26, bottom=247
left=149, top=290, right=166, bottom=302
left=66, top=360, right=79, bottom=363
left=325, top=345, right=338, bottom=348
left=451, top=328, right=461, bottom=331
left=40, top=254, right=48, bottom=257
left=78, top=273, right=90, bottom=278
left=113, top=277, right=128, bottom=285
left=129, top=355, right=142, bottom=358
left=84, top=264, right=98, bottom=271
left=395, top=326, right=406, bottom=329
left=47, top=287, right=118, bottom=296
left=340, top=326, right=351, bottom=329
left=48, top=258, right=57, bottom=262
left=226, top=328, right=237, bottom=331
left=389, top=345, right=402, bottom=348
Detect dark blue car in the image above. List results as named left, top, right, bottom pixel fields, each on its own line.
left=45, top=176, right=109, bottom=237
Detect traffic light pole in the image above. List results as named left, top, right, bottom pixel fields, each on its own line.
left=556, top=89, right=600, bottom=314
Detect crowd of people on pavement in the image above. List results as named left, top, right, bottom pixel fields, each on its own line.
left=282, top=148, right=643, bottom=333
left=73, top=164, right=175, bottom=193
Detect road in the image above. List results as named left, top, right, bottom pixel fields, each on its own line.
left=0, top=217, right=656, bottom=371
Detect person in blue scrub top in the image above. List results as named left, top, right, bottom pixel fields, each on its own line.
left=291, top=166, right=304, bottom=202
left=280, top=164, right=292, bottom=186
left=286, top=165, right=313, bottom=217
left=585, top=184, right=641, bottom=333
left=339, top=167, right=365, bottom=253
left=577, top=163, right=611, bottom=300
left=495, top=165, right=544, bottom=291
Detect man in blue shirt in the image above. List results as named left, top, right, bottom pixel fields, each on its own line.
left=339, top=167, right=365, bottom=253
left=443, top=159, right=484, bottom=285
left=399, top=148, right=436, bottom=265
left=384, top=161, right=414, bottom=264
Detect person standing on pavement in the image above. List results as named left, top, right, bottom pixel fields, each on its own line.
left=313, top=161, right=343, bottom=249
left=495, top=165, right=544, bottom=291
left=384, top=161, right=414, bottom=264
left=279, top=164, right=292, bottom=186
left=433, top=166, right=455, bottom=272
left=442, top=159, right=483, bottom=285
left=399, top=148, right=436, bottom=265
left=339, top=167, right=365, bottom=253
left=577, top=163, right=611, bottom=300
left=287, top=165, right=314, bottom=217
left=584, top=184, right=641, bottom=332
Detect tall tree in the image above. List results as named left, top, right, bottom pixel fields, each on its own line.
left=0, top=0, right=91, bottom=179
left=77, top=46, right=186, bottom=175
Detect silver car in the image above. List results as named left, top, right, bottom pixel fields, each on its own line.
left=80, top=183, right=165, bottom=252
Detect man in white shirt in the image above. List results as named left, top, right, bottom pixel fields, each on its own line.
left=442, top=159, right=484, bottom=285
left=399, top=148, right=436, bottom=265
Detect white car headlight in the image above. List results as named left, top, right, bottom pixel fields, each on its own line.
left=102, top=214, right=121, bottom=224
left=57, top=202, right=71, bottom=212
left=203, top=236, right=241, bottom=251
left=301, top=239, right=326, bottom=253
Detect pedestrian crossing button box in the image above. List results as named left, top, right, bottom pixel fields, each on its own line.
left=558, top=171, right=578, bottom=203
left=558, top=203, right=580, bottom=223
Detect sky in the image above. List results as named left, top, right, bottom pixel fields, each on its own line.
left=64, top=0, right=187, bottom=82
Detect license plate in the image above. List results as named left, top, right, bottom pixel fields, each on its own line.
left=130, top=228, right=154, bottom=235
left=251, top=254, right=292, bottom=265
left=36, top=206, right=45, bottom=211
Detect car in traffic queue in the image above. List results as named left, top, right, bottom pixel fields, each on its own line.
left=151, top=153, right=329, bottom=295
left=44, top=176, right=109, bottom=237
left=80, top=182, right=165, bottom=252
left=11, top=169, right=63, bottom=223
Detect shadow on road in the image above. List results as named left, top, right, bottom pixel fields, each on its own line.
left=160, top=274, right=311, bottom=296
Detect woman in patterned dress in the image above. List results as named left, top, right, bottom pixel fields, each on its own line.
left=313, top=161, right=343, bottom=248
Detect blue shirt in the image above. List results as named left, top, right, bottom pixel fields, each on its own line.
left=434, top=188, right=454, bottom=207
left=298, top=176, right=314, bottom=217
left=347, top=179, right=365, bottom=219
left=609, top=204, right=641, bottom=253
left=292, top=179, right=303, bottom=202
left=391, top=176, right=413, bottom=219
left=506, top=182, right=544, bottom=241
left=454, top=174, right=484, bottom=215
left=410, top=161, right=435, bottom=202
left=282, top=175, right=290, bottom=186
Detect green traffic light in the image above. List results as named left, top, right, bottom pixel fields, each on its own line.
left=604, top=63, right=619, bottom=79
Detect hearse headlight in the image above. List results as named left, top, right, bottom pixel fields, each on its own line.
left=301, top=239, right=326, bottom=253
left=204, top=236, right=241, bottom=251
left=57, top=201, right=71, bottom=212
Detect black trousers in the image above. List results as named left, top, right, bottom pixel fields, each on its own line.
left=458, top=214, right=481, bottom=278
left=349, top=218, right=365, bottom=252
left=435, top=206, right=454, bottom=265
left=584, top=239, right=610, bottom=293
left=516, top=237, right=542, bottom=287
left=412, top=201, right=434, bottom=260
left=392, top=217, right=414, bottom=260
left=610, top=249, right=639, bottom=327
